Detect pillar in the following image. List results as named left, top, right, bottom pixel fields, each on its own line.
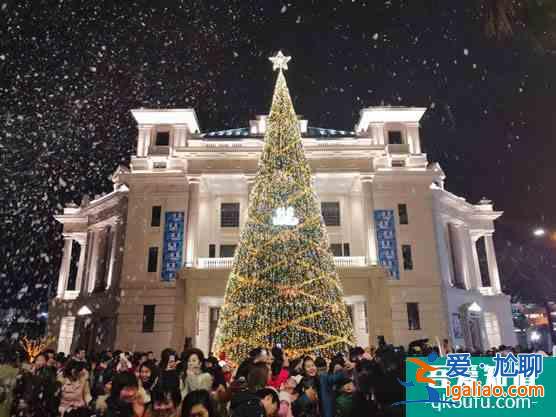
left=406, top=122, right=421, bottom=154
left=370, top=123, right=385, bottom=145
left=87, top=230, right=101, bottom=293
left=172, top=124, right=188, bottom=155
left=468, top=233, right=484, bottom=289
left=56, top=237, right=73, bottom=298
left=74, top=234, right=87, bottom=294
left=484, top=234, right=502, bottom=293
left=106, top=218, right=121, bottom=289
left=361, top=177, right=378, bottom=265
left=137, top=125, right=153, bottom=157
left=185, top=179, right=200, bottom=267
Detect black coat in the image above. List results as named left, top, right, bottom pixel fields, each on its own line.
left=11, top=367, right=60, bottom=417
left=230, top=391, right=265, bottom=417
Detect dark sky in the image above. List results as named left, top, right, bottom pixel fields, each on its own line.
left=2, top=0, right=556, bottom=328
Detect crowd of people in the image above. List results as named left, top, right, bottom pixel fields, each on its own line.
left=0, top=338, right=548, bottom=417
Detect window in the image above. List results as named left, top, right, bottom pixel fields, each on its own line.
left=388, top=130, right=403, bottom=145
left=151, top=206, right=162, bottom=227
left=398, top=204, right=408, bottom=225
left=147, top=247, right=158, bottom=272
left=407, top=303, right=421, bottom=330
left=155, top=131, right=170, bottom=146
left=142, top=305, right=155, bottom=333
left=221, top=203, right=240, bottom=228
left=330, top=243, right=350, bottom=257
left=321, top=202, right=340, bottom=226
left=220, top=245, right=237, bottom=258
left=330, top=244, right=343, bottom=257
left=402, top=244, right=413, bottom=270
left=209, top=244, right=216, bottom=258
left=343, top=243, right=350, bottom=257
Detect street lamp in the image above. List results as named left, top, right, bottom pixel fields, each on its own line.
left=533, top=228, right=546, bottom=237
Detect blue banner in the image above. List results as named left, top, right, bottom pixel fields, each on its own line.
left=374, top=209, right=399, bottom=279
left=162, top=211, right=185, bottom=281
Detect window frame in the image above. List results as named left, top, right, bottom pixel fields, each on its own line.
left=407, top=302, right=421, bottom=330
left=220, top=202, right=240, bottom=228
left=402, top=244, right=413, bottom=271
left=219, top=244, right=237, bottom=258
left=147, top=247, right=158, bottom=273
left=151, top=206, right=162, bottom=227
left=398, top=204, right=408, bottom=225
left=142, top=305, right=155, bottom=333
left=321, top=202, right=341, bottom=227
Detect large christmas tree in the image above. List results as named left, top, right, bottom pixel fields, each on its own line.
left=213, top=52, right=354, bottom=361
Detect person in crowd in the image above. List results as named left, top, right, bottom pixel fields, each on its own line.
left=181, top=389, right=219, bottom=417
left=95, top=374, right=113, bottom=415
left=73, top=349, right=87, bottom=364
left=292, top=378, right=319, bottom=417
left=277, top=377, right=300, bottom=417
left=105, top=371, right=148, bottom=417
left=268, top=348, right=289, bottom=390
left=334, top=377, right=354, bottom=417
left=146, top=352, right=157, bottom=366
left=181, top=349, right=213, bottom=398
left=301, top=357, right=350, bottom=417
left=231, top=386, right=279, bottom=417
left=58, top=360, right=91, bottom=416
left=138, top=361, right=159, bottom=403
left=158, top=349, right=182, bottom=393
left=230, top=362, right=271, bottom=416
left=257, top=388, right=280, bottom=417
left=92, top=352, right=113, bottom=399
left=147, top=385, right=181, bottom=417
left=0, top=350, right=19, bottom=417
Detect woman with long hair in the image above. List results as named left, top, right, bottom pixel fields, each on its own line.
left=180, top=349, right=213, bottom=399
left=181, top=389, right=219, bottom=417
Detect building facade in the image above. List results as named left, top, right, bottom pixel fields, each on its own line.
left=49, top=106, right=516, bottom=356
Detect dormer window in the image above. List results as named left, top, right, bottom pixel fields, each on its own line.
left=155, top=131, right=170, bottom=146
left=387, top=130, right=403, bottom=145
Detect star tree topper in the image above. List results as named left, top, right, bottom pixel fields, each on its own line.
left=269, top=50, right=291, bottom=71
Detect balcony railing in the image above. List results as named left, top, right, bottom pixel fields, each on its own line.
left=333, top=256, right=367, bottom=268
left=196, top=256, right=368, bottom=270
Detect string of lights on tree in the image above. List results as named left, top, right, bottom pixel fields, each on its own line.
left=213, top=51, right=354, bottom=362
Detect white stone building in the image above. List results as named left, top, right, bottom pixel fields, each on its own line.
left=49, top=105, right=515, bottom=356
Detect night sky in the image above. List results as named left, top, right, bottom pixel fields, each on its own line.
left=2, top=1, right=556, bottom=334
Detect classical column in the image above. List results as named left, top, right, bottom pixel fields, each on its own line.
left=74, top=233, right=87, bottom=294
left=406, top=122, right=421, bottom=154
left=349, top=179, right=367, bottom=258
left=484, top=234, right=502, bottom=293
left=185, top=178, right=200, bottom=267
left=106, top=218, right=121, bottom=290
left=56, top=237, right=73, bottom=298
left=370, top=123, right=385, bottom=146
left=87, top=230, right=101, bottom=293
left=468, top=233, right=484, bottom=289
left=361, top=176, right=378, bottom=265
left=173, top=124, right=188, bottom=149
left=137, top=125, right=153, bottom=157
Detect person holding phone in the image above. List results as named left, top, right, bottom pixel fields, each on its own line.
left=180, top=349, right=213, bottom=398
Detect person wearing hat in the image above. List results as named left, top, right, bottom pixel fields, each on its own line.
left=335, top=376, right=354, bottom=417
